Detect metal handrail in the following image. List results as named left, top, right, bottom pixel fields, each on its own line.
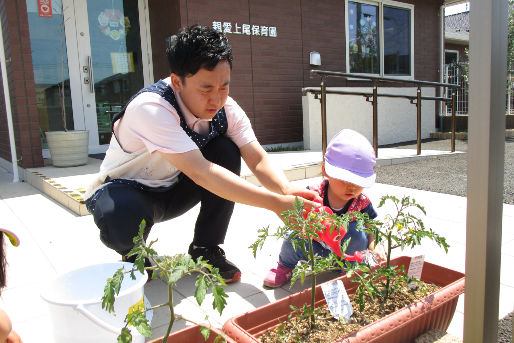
left=302, top=87, right=452, bottom=102
left=307, top=70, right=459, bottom=157
left=310, top=70, right=459, bottom=88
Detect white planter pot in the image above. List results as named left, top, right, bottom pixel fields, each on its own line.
left=45, top=130, right=89, bottom=167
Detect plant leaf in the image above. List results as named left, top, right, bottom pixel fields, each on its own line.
left=200, top=326, right=211, bottom=341
left=212, top=284, right=228, bottom=315
left=126, top=309, right=151, bottom=337
left=117, top=328, right=132, bottom=343
left=194, top=275, right=208, bottom=305
left=102, top=267, right=125, bottom=314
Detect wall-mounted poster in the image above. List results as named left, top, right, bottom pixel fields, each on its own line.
left=111, top=52, right=134, bottom=74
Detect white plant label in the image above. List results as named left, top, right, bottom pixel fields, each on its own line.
left=407, top=255, right=425, bottom=279
left=321, top=280, right=353, bottom=321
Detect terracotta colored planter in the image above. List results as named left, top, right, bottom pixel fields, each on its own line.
left=148, top=325, right=236, bottom=343
left=223, top=256, right=465, bottom=343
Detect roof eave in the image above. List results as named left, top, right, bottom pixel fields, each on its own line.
left=444, top=0, right=468, bottom=6
left=445, top=31, right=470, bottom=45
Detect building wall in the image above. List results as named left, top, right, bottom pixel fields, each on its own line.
left=164, top=0, right=445, bottom=145
left=413, top=0, right=442, bottom=83
left=303, top=87, right=436, bottom=150
left=0, top=0, right=42, bottom=168
left=148, top=0, right=183, bottom=80
left=0, top=0, right=445, bottom=169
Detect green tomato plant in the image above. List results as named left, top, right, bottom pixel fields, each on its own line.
left=346, top=195, right=450, bottom=311
left=250, top=197, right=369, bottom=330
left=251, top=195, right=450, bottom=332
left=101, top=220, right=230, bottom=343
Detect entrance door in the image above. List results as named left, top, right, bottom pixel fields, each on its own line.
left=64, top=0, right=153, bottom=153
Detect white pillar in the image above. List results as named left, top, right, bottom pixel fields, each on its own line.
left=465, top=0, right=508, bottom=342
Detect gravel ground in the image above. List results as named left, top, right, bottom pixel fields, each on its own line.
left=498, top=312, right=513, bottom=343
left=376, top=138, right=514, bottom=205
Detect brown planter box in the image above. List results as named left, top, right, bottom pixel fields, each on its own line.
left=223, top=256, right=465, bottom=343
left=148, top=325, right=236, bottom=343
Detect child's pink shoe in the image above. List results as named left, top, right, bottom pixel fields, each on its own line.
left=263, top=263, right=293, bottom=288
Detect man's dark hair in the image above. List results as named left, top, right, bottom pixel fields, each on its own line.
left=166, top=25, right=233, bottom=79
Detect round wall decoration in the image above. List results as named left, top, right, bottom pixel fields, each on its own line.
left=98, top=9, right=129, bottom=41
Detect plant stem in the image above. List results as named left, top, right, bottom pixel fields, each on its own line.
left=145, top=303, right=169, bottom=311
left=308, top=236, right=316, bottom=330
left=162, top=284, right=175, bottom=343
left=385, top=231, right=392, bottom=299
left=384, top=201, right=402, bottom=299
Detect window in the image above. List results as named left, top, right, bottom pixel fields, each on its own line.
left=346, top=0, right=414, bottom=77
left=445, top=50, right=459, bottom=65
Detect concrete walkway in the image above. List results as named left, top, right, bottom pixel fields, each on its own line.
left=22, top=146, right=461, bottom=216
left=0, top=146, right=512, bottom=342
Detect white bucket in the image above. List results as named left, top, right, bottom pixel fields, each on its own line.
left=41, top=262, right=150, bottom=343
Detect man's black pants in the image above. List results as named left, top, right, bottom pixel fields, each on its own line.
left=86, top=136, right=241, bottom=257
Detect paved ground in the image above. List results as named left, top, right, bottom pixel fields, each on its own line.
left=0, top=139, right=512, bottom=342
left=377, top=138, right=514, bottom=205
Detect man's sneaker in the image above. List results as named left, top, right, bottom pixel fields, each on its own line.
left=188, top=244, right=241, bottom=283
left=263, top=262, right=293, bottom=288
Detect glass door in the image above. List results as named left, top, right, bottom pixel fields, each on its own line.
left=27, top=0, right=152, bottom=155
left=26, top=0, right=75, bottom=150
left=64, top=0, right=153, bottom=152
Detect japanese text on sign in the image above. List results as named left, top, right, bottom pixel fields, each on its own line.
left=407, top=255, right=425, bottom=280
left=213, top=21, right=277, bottom=37
left=321, top=280, right=353, bottom=322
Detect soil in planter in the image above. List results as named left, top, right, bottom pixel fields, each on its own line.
left=259, top=282, right=440, bottom=343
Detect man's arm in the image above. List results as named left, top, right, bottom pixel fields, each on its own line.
left=159, top=149, right=317, bottom=216
left=239, top=141, right=322, bottom=201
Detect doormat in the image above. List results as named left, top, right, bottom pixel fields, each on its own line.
left=89, top=153, right=106, bottom=160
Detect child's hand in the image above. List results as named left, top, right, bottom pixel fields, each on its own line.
left=369, top=243, right=386, bottom=262
left=366, top=232, right=386, bottom=262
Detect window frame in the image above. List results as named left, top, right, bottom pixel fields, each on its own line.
left=444, top=49, right=460, bottom=65
left=345, top=0, right=415, bottom=79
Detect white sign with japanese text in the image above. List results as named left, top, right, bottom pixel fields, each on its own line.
left=321, top=280, right=353, bottom=322
left=213, top=21, right=277, bottom=37
left=407, top=255, right=425, bottom=280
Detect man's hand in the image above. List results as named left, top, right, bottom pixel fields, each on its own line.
left=283, top=184, right=323, bottom=204
left=273, top=194, right=320, bottom=218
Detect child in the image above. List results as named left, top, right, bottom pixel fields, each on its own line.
left=263, top=129, right=378, bottom=288
left=0, top=228, right=23, bottom=343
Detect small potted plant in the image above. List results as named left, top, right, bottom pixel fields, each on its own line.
left=102, top=220, right=235, bottom=343
left=223, top=195, right=465, bottom=343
